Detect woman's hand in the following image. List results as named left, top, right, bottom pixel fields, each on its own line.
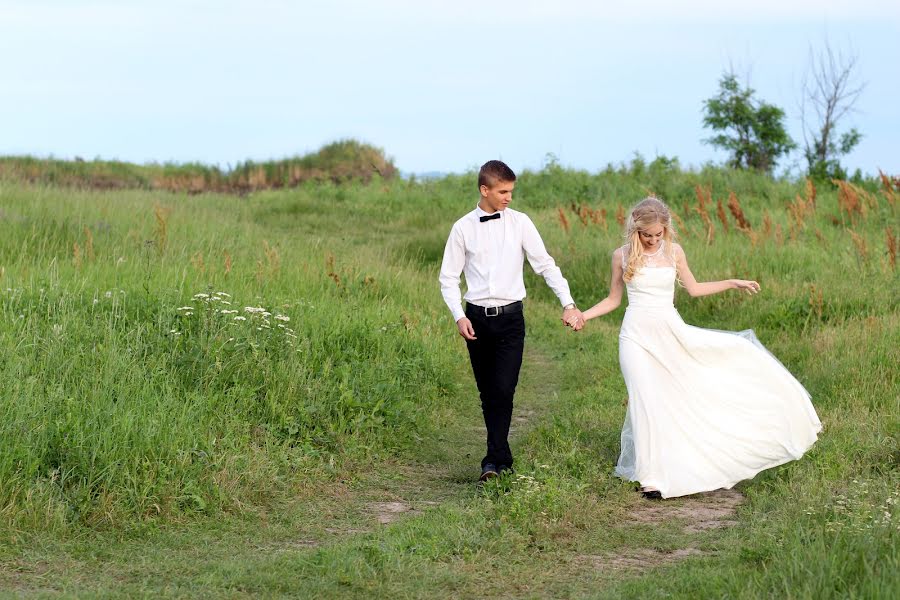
left=564, top=313, right=585, bottom=330
left=562, top=306, right=585, bottom=331
left=732, top=279, right=761, bottom=295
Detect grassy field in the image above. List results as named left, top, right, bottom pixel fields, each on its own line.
left=0, top=140, right=397, bottom=194
left=0, top=162, right=897, bottom=598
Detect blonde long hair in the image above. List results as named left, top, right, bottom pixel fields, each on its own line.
left=622, top=197, right=678, bottom=282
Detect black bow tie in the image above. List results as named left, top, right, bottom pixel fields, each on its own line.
left=480, top=213, right=501, bottom=223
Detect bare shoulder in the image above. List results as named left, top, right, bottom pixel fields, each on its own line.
left=612, top=246, right=624, bottom=261
left=671, top=242, right=686, bottom=259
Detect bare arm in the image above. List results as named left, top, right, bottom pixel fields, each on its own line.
left=675, top=244, right=760, bottom=297
left=582, top=248, right=626, bottom=322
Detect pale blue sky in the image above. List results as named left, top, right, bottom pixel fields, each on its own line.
left=2, top=1, right=898, bottom=176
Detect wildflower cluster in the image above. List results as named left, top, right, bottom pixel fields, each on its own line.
left=170, top=291, right=298, bottom=350
left=810, top=478, right=900, bottom=534
left=511, top=473, right=542, bottom=496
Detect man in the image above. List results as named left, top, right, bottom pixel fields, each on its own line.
left=439, top=160, right=584, bottom=482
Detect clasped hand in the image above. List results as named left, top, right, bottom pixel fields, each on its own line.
left=562, top=307, right=585, bottom=331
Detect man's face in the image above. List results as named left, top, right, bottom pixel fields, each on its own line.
left=479, top=179, right=515, bottom=213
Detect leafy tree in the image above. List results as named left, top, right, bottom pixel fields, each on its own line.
left=702, top=74, right=795, bottom=173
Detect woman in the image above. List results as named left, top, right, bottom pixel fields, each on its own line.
left=572, top=197, right=821, bottom=499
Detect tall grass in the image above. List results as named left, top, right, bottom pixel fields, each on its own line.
left=0, top=140, right=396, bottom=195
left=0, top=183, right=453, bottom=532
left=0, top=161, right=896, bottom=596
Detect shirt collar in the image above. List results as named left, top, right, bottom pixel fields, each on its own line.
left=474, top=205, right=503, bottom=219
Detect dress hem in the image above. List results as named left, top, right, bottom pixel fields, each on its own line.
left=615, top=431, right=820, bottom=499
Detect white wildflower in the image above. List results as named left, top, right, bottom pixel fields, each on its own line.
left=244, top=306, right=267, bottom=314
left=214, top=292, right=231, bottom=298
left=104, top=291, right=113, bottom=298
left=234, top=316, right=247, bottom=321
left=219, top=309, right=238, bottom=315
left=93, top=299, right=99, bottom=305
left=177, top=306, right=194, bottom=311
left=194, top=293, right=210, bottom=300
left=275, top=314, right=290, bottom=322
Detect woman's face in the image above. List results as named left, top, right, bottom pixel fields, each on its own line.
left=638, top=222, right=665, bottom=251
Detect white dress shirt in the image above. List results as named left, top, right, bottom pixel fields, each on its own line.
left=439, top=205, right=575, bottom=322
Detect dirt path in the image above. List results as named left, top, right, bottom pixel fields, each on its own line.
left=360, top=344, right=558, bottom=526
left=1, top=341, right=748, bottom=596
left=580, top=488, right=745, bottom=572
left=362, top=342, right=746, bottom=569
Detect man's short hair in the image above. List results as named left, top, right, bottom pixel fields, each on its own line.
left=478, top=160, right=516, bottom=189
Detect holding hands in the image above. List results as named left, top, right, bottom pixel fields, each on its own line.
left=562, top=305, right=585, bottom=331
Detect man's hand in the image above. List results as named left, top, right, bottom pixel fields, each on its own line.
left=456, top=317, right=477, bottom=340
left=562, top=307, right=585, bottom=331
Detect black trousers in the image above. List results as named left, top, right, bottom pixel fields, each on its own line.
left=465, top=303, right=526, bottom=469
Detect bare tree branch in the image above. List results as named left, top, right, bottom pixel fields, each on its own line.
left=801, top=37, right=866, bottom=178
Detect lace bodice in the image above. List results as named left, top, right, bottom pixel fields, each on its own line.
left=621, top=240, right=676, bottom=269
left=622, top=241, right=677, bottom=308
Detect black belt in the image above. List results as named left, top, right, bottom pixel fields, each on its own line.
left=466, top=301, right=523, bottom=317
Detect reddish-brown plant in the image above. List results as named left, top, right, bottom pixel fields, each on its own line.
left=558, top=207, right=571, bottom=233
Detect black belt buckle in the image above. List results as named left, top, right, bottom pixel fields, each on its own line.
left=484, top=306, right=500, bottom=317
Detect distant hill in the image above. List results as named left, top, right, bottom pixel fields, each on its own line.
left=0, top=140, right=397, bottom=194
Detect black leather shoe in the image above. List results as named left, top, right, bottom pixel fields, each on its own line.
left=479, top=463, right=499, bottom=481
left=641, top=490, right=663, bottom=500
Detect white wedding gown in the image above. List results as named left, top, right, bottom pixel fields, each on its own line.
left=615, top=243, right=822, bottom=498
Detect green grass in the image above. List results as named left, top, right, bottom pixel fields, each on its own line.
left=0, top=164, right=897, bottom=598
left=0, top=139, right=397, bottom=194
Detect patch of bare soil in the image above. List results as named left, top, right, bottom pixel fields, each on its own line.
left=625, top=489, right=744, bottom=534
left=580, top=547, right=704, bottom=571
left=580, top=489, right=744, bottom=571
left=365, top=500, right=440, bottom=525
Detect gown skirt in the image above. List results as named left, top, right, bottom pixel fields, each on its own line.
left=615, top=266, right=821, bottom=499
